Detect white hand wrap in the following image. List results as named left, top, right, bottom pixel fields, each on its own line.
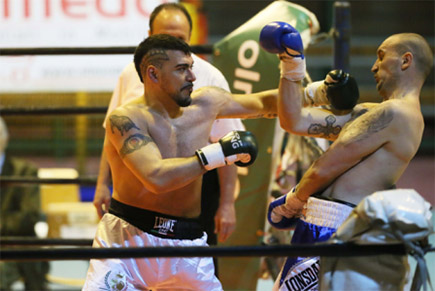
left=276, top=188, right=306, bottom=219
left=196, top=143, right=236, bottom=171
left=279, top=54, right=306, bottom=82
left=303, top=81, right=329, bottom=107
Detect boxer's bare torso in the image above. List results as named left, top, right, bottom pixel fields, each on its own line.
left=319, top=96, right=424, bottom=205
left=105, top=86, right=277, bottom=217
left=105, top=97, right=215, bottom=218
left=103, top=43, right=279, bottom=219
left=104, top=49, right=277, bottom=219
left=284, top=33, right=432, bottom=206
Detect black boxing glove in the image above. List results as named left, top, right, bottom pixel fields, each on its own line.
left=325, top=70, right=359, bottom=110
left=195, top=131, right=258, bottom=171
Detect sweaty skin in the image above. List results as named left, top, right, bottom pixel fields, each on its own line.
left=106, top=49, right=277, bottom=218
left=311, top=100, right=423, bottom=204
left=95, top=6, right=243, bottom=244
left=279, top=33, right=427, bottom=205
left=106, top=100, right=213, bottom=217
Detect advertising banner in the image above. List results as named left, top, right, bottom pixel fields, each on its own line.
left=0, top=0, right=171, bottom=92
left=212, top=1, right=318, bottom=289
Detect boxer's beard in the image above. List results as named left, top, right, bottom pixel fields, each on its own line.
left=176, top=83, right=193, bottom=107
left=177, top=97, right=192, bottom=107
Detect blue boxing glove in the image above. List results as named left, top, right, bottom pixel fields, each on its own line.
left=260, top=21, right=306, bottom=81
left=259, top=21, right=304, bottom=56
left=267, top=187, right=306, bottom=229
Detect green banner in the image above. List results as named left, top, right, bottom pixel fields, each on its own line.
left=212, top=1, right=316, bottom=290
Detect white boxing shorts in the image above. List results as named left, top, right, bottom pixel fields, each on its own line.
left=274, top=196, right=354, bottom=291
left=83, top=199, right=222, bottom=291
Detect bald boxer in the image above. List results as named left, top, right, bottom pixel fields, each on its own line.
left=262, top=22, right=433, bottom=290
left=83, top=34, right=280, bottom=290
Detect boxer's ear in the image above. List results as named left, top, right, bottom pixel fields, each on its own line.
left=148, top=67, right=159, bottom=82
left=401, top=52, right=412, bottom=71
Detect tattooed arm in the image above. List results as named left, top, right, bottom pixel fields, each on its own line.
left=292, top=103, right=397, bottom=201
left=106, top=109, right=206, bottom=194
left=278, top=78, right=354, bottom=141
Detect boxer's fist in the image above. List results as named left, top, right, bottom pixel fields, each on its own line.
left=219, top=131, right=258, bottom=167
left=325, top=70, right=359, bottom=110
left=259, top=21, right=304, bottom=57
left=196, top=131, right=258, bottom=171
left=260, top=21, right=306, bottom=81
left=267, top=188, right=306, bottom=229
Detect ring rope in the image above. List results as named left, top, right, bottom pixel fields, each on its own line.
left=0, top=176, right=97, bottom=185
left=0, top=106, right=107, bottom=116
left=2, top=238, right=432, bottom=254
left=0, top=237, right=93, bottom=246
left=0, top=243, right=410, bottom=261
left=0, top=45, right=213, bottom=56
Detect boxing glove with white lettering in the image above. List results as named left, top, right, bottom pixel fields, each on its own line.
left=268, top=187, right=306, bottom=229
left=259, top=21, right=306, bottom=81
left=196, top=131, right=258, bottom=171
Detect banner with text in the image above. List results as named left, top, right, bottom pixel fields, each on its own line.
left=212, top=1, right=318, bottom=289
left=0, top=0, right=172, bottom=92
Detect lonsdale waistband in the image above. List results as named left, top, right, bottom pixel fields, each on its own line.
left=303, top=196, right=354, bottom=229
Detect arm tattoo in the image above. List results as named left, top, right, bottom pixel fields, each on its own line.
left=109, top=115, right=140, bottom=136
left=120, top=133, right=153, bottom=158
left=248, top=113, right=278, bottom=118
left=308, top=115, right=342, bottom=138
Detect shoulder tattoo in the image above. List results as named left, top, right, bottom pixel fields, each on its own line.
left=343, top=108, right=394, bottom=142
left=109, top=115, right=140, bottom=136
left=308, top=115, right=342, bottom=138
left=359, top=108, right=394, bottom=137
left=120, top=133, right=153, bottom=157
left=351, top=108, right=368, bottom=120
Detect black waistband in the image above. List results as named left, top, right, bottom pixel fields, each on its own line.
left=109, top=198, right=204, bottom=240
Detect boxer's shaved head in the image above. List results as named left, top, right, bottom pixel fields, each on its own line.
left=388, top=33, right=433, bottom=79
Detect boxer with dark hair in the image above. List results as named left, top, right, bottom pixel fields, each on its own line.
left=261, top=22, right=433, bottom=290
left=83, top=34, right=279, bottom=290
left=93, top=6, right=246, bottom=276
